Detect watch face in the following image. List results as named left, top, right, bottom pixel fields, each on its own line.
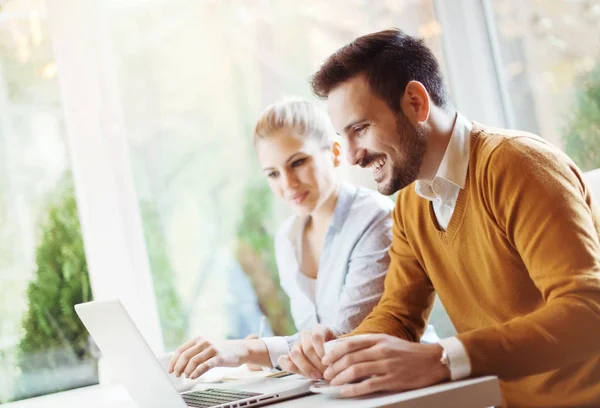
left=441, top=350, right=450, bottom=367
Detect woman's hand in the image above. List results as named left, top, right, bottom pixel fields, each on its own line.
left=167, top=336, right=269, bottom=379
left=278, top=324, right=338, bottom=379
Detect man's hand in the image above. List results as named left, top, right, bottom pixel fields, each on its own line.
left=168, top=337, right=268, bottom=379
left=321, top=333, right=450, bottom=397
left=278, top=324, right=337, bottom=379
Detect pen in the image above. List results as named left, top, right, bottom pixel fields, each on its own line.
left=258, top=316, right=267, bottom=338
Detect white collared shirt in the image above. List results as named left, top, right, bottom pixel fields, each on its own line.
left=415, top=112, right=472, bottom=231
left=414, top=112, right=473, bottom=381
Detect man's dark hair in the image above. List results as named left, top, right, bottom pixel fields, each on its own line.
left=311, top=28, right=450, bottom=111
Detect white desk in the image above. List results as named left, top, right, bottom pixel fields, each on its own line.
left=5, top=376, right=502, bottom=408
left=272, top=376, right=502, bottom=407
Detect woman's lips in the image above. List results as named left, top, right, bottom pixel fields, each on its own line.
left=291, top=192, right=309, bottom=205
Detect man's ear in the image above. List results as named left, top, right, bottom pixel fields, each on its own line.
left=331, top=141, right=342, bottom=168
left=400, top=81, right=430, bottom=124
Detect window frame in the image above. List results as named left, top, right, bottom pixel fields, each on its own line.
left=433, top=0, right=510, bottom=128
left=46, top=0, right=165, bottom=363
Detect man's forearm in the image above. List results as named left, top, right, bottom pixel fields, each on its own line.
left=349, top=302, right=421, bottom=342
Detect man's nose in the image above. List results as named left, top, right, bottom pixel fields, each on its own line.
left=346, top=144, right=366, bottom=167
left=345, top=140, right=361, bottom=166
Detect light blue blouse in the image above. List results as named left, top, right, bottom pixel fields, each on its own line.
left=276, top=182, right=393, bottom=334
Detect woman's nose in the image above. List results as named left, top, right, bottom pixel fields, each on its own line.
left=281, top=170, right=299, bottom=189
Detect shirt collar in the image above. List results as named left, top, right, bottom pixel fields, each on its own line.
left=415, top=112, right=472, bottom=200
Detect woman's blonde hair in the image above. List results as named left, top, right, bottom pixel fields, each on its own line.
left=253, top=98, right=335, bottom=147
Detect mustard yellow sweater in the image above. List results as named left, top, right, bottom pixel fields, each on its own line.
left=351, top=124, right=600, bottom=407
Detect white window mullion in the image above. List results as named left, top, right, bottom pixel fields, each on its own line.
left=46, top=0, right=164, bottom=362
left=433, top=0, right=510, bottom=128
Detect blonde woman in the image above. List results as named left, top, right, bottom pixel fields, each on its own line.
left=168, top=99, right=437, bottom=380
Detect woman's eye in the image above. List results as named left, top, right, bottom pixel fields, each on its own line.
left=291, top=158, right=306, bottom=168
left=267, top=171, right=279, bottom=178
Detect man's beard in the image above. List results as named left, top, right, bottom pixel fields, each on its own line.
left=379, top=113, right=427, bottom=196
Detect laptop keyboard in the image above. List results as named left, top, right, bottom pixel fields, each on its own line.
left=182, top=388, right=262, bottom=408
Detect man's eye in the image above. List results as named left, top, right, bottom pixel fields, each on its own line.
left=291, top=158, right=306, bottom=168
left=354, top=125, right=368, bottom=136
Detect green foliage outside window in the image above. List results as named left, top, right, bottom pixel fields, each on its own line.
left=139, top=201, right=186, bottom=350
left=563, top=67, right=600, bottom=171
left=235, top=179, right=296, bottom=336
left=14, top=175, right=185, bottom=400
left=15, top=177, right=96, bottom=400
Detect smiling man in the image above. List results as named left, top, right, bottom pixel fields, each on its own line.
left=278, top=29, right=600, bottom=407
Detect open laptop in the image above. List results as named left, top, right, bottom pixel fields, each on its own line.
left=75, top=300, right=313, bottom=408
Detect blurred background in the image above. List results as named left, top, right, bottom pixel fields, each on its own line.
left=0, top=0, right=599, bottom=403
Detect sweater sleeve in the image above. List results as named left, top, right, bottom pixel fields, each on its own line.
left=348, top=199, right=436, bottom=342
left=458, top=137, right=600, bottom=379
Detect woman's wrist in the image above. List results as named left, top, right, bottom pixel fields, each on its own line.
left=244, top=339, right=272, bottom=368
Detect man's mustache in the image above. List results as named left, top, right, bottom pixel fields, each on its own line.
left=359, top=153, right=385, bottom=168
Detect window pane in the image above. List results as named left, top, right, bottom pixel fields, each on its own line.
left=102, top=0, right=454, bottom=350
left=491, top=0, right=600, bottom=170
left=0, top=0, right=98, bottom=402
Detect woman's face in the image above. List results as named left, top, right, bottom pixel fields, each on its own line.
left=257, top=129, right=340, bottom=215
